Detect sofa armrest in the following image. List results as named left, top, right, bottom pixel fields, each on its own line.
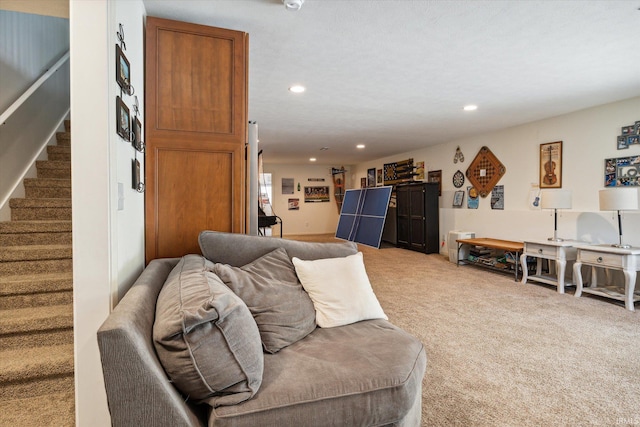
left=97, top=258, right=206, bottom=427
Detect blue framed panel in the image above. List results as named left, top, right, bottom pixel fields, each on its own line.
left=335, top=186, right=392, bottom=248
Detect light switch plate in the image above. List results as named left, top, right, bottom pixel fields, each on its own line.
left=117, top=182, right=124, bottom=211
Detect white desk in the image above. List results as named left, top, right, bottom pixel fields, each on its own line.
left=520, top=240, right=580, bottom=294
left=573, top=245, right=640, bottom=311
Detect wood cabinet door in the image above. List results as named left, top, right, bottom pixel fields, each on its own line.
left=145, top=17, right=247, bottom=263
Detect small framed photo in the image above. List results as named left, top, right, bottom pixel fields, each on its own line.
left=618, top=135, right=629, bottom=150
left=116, top=96, right=130, bottom=141
left=627, top=135, right=639, bottom=146
left=132, top=159, right=140, bottom=189
left=367, top=168, right=376, bottom=187
left=539, top=141, right=562, bottom=189
left=132, top=116, right=144, bottom=151
left=427, top=170, right=442, bottom=195
left=115, top=44, right=130, bottom=91
left=453, top=190, right=464, bottom=208
left=621, top=125, right=635, bottom=136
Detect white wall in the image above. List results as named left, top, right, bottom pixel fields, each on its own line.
left=0, top=10, right=70, bottom=221
left=70, top=0, right=146, bottom=425
left=263, top=163, right=353, bottom=236
left=353, top=97, right=640, bottom=251
left=114, top=0, right=146, bottom=303
left=0, top=10, right=69, bottom=110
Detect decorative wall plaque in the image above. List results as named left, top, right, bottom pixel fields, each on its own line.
left=465, top=146, right=506, bottom=198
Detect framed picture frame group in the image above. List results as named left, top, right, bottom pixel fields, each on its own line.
left=617, top=121, right=640, bottom=150
left=115, top=23, right=144, bottom=192
left=605, top=155, right=640, bottom=187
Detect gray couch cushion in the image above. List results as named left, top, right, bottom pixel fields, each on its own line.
left=209, top=319, right=427, bottom=427
left=213, top=248, right=316, bottom=353
left=153, top=255, right=264, bottom=408
left=199, top=231, right=358, bottom=267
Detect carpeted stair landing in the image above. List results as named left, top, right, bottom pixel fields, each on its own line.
left=0, top=121, right=75, bottom=426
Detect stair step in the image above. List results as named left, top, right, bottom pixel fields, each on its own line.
left=0, top=258, right=72, bottom=277
left=0, top=220, right=72, bottom=246
left=0, top=220, right=72, bottom=234
left=47, top=145, right=71, bottom=161
left=0, top=304, right=73, bottom=336
left=24, top=178, right=71, bottom=198
left=0, top=272, right=73, bottom=295
left=0, top=328, right=73, bottom=351
left=56, top=131, right=70, bottom=146
left=0, top=272, right=73, bottom=309
left=0, top=372, right=74, bottom=401
left=9, top=199, right=71, bottom=221
left=64, top=119, right=70, bottom=132
left=0, top=390, right=75, bottom=426
left=0, top=245, right=72, bottom=262
left=0, top=344, right=74, bottom=401
left=36, top=161, right=70, bottom=179
left=0, top=230, right=71, bottom=246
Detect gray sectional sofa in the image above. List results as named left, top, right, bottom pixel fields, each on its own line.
left=98, top=231, right=426, bottom=426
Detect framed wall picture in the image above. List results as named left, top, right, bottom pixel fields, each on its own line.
left=115, top=44, right=130, bottom=91
left=452, top=190, right=464, bottom=208
left=304, top=186, right=330, bottom=202
left=540, top=141, right=562, bottom=189
left=132, top=116, right=144, bottom=151
left=427, top=170, right=442, bottom=195
left=367, top=168, right=376, bottom=187
left=116, top=96, right=130, bottom=141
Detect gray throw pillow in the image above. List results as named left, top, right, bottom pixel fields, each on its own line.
left=153, top=255, right=263, bottom=408
left=213, top=247, right=317, bottom=353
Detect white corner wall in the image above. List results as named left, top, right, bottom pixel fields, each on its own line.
left=70, top=0, right=146, bottom=425
left=264, top=163, right=352, bottom=235
left=353, top=97, right=640, bottom=251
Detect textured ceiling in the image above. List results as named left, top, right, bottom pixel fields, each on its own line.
left=142, top=0, right=640, bottom=165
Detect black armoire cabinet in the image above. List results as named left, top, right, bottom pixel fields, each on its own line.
left=396, top=182, right=439, bottom=253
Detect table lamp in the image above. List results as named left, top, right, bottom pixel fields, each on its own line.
left=599, top=188, right=639, bottom=249
left=540, top=189, right=572, bottom=241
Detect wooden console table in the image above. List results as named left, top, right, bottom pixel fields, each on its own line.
left=456, top=238, right=524, bottom=281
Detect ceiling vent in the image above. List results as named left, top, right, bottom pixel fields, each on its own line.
left=283, top=0, right=304, bottom=11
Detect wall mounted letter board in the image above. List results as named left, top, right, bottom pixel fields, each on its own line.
left=335, top=186, right=392, bottom=248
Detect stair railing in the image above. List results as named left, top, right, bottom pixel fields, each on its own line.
left=0, top=50, right=70, bottom=126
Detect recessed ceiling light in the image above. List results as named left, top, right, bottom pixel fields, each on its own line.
left=463, top=105, right=478, bottom=111
left=309, top=157, right=316, bottom=162
left=356, top=144, right=365, bottom=149
left=289, top=85, right=305, bottom=93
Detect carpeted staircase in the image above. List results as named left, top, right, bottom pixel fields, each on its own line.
left=0, top=120, right=75, bottom=426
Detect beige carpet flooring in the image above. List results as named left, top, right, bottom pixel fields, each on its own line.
left=358, top=241, right=640, bottom=426
left=288, top=234, right=639, bottom=426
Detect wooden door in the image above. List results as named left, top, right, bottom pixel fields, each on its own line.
left=145, top=17, right=247, bottom=263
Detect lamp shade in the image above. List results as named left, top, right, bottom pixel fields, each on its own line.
left=599, top=188, right=640, bottom=211
left=540, top=189, right=572, bottom=209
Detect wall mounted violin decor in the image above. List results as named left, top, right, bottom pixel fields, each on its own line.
left=539, top=141, right=562, bottom=189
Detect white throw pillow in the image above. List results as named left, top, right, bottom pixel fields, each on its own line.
left=292, top=252, right=388, bottom=328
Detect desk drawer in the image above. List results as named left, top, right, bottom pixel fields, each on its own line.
left=525, top=243, right=558, bottom=258
left=579, top=250, right=624, bottom=268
